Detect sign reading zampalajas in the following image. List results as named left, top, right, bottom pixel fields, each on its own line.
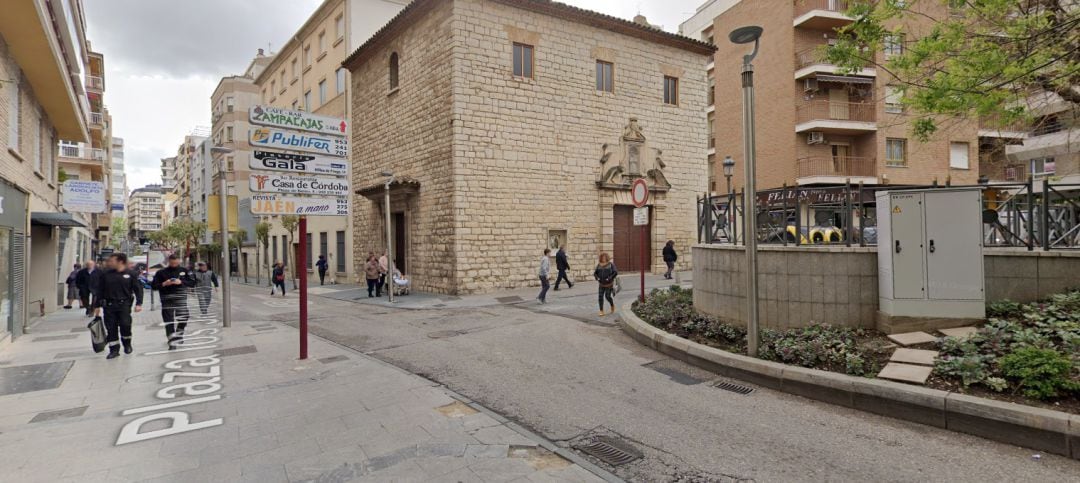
left=249, top=105, right=348, bottom=137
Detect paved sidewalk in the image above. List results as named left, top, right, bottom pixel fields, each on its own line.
left=232, top=271, right=691, bottom=312
left=0, top=299, right=609, bottom=482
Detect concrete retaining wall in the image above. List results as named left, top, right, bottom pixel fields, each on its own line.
left=693, top=244, right=1080, bottom=330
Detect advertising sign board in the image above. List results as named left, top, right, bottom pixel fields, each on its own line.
left=249, top=128, right=348, bottom=158
left=249, top=174, right=350, bottom=197
left=61, top=180, right=107, bottom=213
left=250, top=195, right=349, bottom=216
left=250, top=150, right=348, bottom=176
left=249, top=105, right=347, bottom=136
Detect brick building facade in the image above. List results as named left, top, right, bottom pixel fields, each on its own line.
left=345, top=0, right=714, bottom=294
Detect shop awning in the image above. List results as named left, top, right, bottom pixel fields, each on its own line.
left=356, top=177, right=421, bottom=201
left=816, top=75, right=874, bottom=84
left=30, top=212, right=86, bottom=227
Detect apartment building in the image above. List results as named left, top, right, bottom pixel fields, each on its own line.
left=686, top=0, right=983, bottom=192
left=0, top=0, right=94, bottom=339
left=979, top=91, right=1079, bottom=185
left=252, top=0, right=405, bottom=282
left=110, top=136, right=126, bottom=217
left=171, top=132, right=207, bottom=220
left=345, top=0, right=713, bottom=293
left=211, top=50, right=272, bottom=276
left=128, top=185, right=164, bottom=240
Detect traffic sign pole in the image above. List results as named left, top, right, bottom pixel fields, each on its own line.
left=640, top=223, right=646, bottom=303
left=630, top=178, right=650, bottom=303
left=298, top=216, right=308, bottom=360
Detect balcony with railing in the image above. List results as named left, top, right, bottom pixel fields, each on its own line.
left=794, top=46, right=875, bottom=79
left=58, top=143, right=107, bottom=163
left=796, top=156, right=877, bottom=184
left=794, top=0, right=854, bottom=29
left=795, top=100, right=877, bottom=133
left=86, top=75, right=104, bottom=92
left=89, top=111, right=104, bottom=129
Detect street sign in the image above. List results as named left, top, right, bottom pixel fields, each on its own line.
left=249, top=173, right=350, bottom=197
left=207, top=195, right=239, bottom=232
left=631, top=178, right=649, bottom=207
left=249, top=105, right=347, bottom=137
left=249, top=128, right=349, bottom=158
left=250, top=150, right=348, bottom=176
left=250, top=194, right=349, bottom=216
left=61, top=180, right=108, bottom=213
left=633, top=207, right=649, bottom=226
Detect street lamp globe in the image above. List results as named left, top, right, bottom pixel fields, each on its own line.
left=722, top=155, right=735, bottom=177
left=728, top=26, right=763, bottom=44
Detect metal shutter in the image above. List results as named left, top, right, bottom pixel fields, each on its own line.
left=11, top=230, right=24, bottom=338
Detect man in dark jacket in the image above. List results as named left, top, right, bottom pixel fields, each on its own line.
left=151, top=255, right=195, bottom=349
left=553, top=246, right=573, bottom=290
left=95, top=253, right=144, bottom=359
left=75, top=261, right=102, bottom=316
left=663, top=240, right=678, bottom=280
left=315, top=255, right=329, bottom=285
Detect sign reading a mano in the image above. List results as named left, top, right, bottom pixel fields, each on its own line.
left=249, top=105, right=347, bottom=137
left=249, top=128, right=348, bottom=158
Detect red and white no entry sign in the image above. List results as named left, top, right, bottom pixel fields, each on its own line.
left=631, top=178, right=649, bottom=208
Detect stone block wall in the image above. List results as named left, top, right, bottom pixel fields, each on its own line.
left=349, top=0, right=458, bottom=293
left=694, top=244, right=1080, bottom=330
left=449, top=0, right=709, bottom=293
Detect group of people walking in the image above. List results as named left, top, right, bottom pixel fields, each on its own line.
left=536, top=240, right=677, bottom=316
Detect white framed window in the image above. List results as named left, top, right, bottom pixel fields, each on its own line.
left=291, top=58, right=298, bottom=80
left=226, top=126, right=234, bottom=143
left=884, top=34, right=904, bottom=59
left=318, top=31, right=326, bottom=55
left=1031, top=157, right=1056, bottom=177
left=335, top=15, right=344, bottom=41
left=304, top=90, right=312, bottom=110
left=596, top=61, right=613, bottom=92
left=949, top=142, right=969, bottom=169
left=226, top=97, right=235, bottom=112
left=336, top=68, right=346, bottom=95
left=318, top=80, right=327, bottom=105
left=885, top=85, right=902, bottom=113
left=304, top=45, right=311, bottom=67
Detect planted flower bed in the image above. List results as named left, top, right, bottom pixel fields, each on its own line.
left=632, top=286, right=1080, bottom=414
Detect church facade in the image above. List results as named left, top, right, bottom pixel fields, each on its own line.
left=345, top=0, right=714, bottom=294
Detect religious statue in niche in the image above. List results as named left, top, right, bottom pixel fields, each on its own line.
left=597, top=117, right=671, bottom=190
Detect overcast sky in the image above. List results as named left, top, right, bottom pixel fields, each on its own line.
left=85, top=0, right=707, bottom=192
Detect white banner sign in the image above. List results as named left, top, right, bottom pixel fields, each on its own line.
left=249, top=128, right=348, bottom=158
left=249, top=173, right=349, bottom=197
left=250, top=195, right=349, bottom=216
left=249, top=105, right=347, bottom=137
left=62, top=180, right=107, bottom=213
left=633, top=207, right=649, bottom=226
left=250, top=150, right=348, bottom=176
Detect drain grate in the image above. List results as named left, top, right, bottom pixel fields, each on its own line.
left=712, top=380, right=754, bottom=395
left=574, top=436, right=642, bottom=466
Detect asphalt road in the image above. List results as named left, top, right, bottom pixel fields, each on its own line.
left=231, top=282, right=1080, bottom=482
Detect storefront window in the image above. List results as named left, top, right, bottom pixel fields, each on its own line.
left=0, top=228, right=11, bottom=332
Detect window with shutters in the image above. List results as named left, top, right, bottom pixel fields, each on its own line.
left=512, top=43, right=533, bottom=79
left=663, top=76, right=679, bottom=105
left=886, top=138, right=907, bottom=166
left=336, top=231, right=346, bottom=272
left=595, top=61, right=613, bottom=92
left=389, top=52, right=399, bottom=91
left=336, top=68, right=346, bottom=95
left=318, top=80, right=326, bottom=105
left=949, top=142, right=969, bottom=169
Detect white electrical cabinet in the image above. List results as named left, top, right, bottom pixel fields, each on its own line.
left=876, top=188, right=985, bottom=319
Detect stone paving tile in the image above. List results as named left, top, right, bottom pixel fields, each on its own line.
left=465, top=443, right=510, bottom=458
left=886, top=331, right=938, bottom=346
left=878, top=362, right=933, bottom=385
left=472, top=424, right=538, bottom=447
left=889, top=348, right=939, bottom=366
left=939, top=326, right=979, bottom=338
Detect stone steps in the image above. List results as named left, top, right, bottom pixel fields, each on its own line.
left=877, top=327, right=978, bottom=385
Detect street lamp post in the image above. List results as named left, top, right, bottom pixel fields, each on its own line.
left=210, top=146, right=232, bottom=328
left=723, top=155, right=736, bottom=243
left=722, top=155, right=735, bottom=196
left=730, top=25, right=763, bottom=357
left=381, top=171, right=395, bottom=304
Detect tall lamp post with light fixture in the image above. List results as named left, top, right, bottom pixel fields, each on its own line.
left=210, top=146, right=233, bottom=327
left=730, top=25, right=763, bottom=357
left=723, top=155, right=736, bottom=243
left=381, top=171, right=395, bottom=303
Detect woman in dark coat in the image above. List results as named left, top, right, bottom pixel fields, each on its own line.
left=64, top=263, right=80, bottom=309
left=662, top=240, right=678, bottom=280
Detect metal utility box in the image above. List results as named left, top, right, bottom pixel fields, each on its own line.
left=876, top=188, right=985, bottom=319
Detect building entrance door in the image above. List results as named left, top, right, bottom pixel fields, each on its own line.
left=613, top=205, right=651, bottom=273
left=392, top=212, right=406, bottom=274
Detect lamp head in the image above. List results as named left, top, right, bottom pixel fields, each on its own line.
left=722, top=155, right=736, bottom=176
left=729, top=26, right=763, bottom=44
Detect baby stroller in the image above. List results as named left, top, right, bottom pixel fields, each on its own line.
left=391, top=269, right=411, bottom=296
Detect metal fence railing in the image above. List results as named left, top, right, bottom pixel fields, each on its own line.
left=796, top=100, right=876, bottom=124
left=797, top=156, right=876, bottom=178
left=794, top=0, right=850, bottom=17
left=698, top=180, right=1080, bottom=250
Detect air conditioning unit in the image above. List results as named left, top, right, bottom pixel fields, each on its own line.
left=803, top=78, right=819, bottom=92
left=807, top=131, right=825, bottom=144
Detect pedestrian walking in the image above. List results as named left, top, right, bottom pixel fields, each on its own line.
left=95, top=253, right=144, bottom=359
left=663, top=240, right=678, bottom=280
left=64, top=263, right=80, bottom=309
left=594, top=253, right=619, bottom=316
left=193, top=262, right=219, bottom=316
left=151, top=255, right=195, bottom=349
left=271, top=262, right=287, bottom=296
left=75, top=261, right=102, bottom=316
left=377, top=251, right=389, bottom=297
left=537, top=248, right=551, bottom=304
left=316, top=255, right=329, bottom=285
left=553, top=246, right=573, bottom=290
left=364, top=255, right=382, bottom=298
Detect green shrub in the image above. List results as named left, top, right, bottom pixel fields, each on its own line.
left=999, top=347, right=1080, bottom=400
left=759, top=324, right=881, bottom=376
left=987, top=299, right=1022, bottom=318
left=934, top=353, right=997, bottom=388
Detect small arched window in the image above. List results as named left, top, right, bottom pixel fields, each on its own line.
left=389, top=52, right=399, bottom=91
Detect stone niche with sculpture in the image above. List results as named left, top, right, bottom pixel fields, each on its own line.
left=595, top=117, right=671, bottom=192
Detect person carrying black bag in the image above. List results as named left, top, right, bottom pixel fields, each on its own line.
left=95, top=253, right=144, bottom=359
left=152, top=254, right=195, bottom=349
left=554, top=246, right=573, bottom=290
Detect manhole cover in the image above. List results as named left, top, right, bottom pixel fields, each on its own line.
left=574, top=436, right=642, bottom=466
left=712, top=380, right=754, bottom=395
left=427, top=330, right=464, bottom=339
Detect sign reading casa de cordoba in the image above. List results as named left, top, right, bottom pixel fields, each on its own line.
left=249, top=173, right=350, bottom=197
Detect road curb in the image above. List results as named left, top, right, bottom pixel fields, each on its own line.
left=618, top=304, right=1078, bottom=461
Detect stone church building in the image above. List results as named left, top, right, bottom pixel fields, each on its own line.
left=345, top=0, right=714, bottom=294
